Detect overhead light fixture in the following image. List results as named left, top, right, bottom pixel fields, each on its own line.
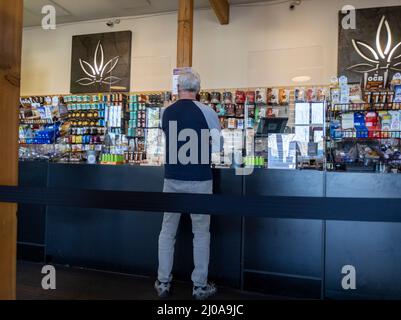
left=292, top=75, right=311, bottom=83
left=289, top=0, right=302, bottom=11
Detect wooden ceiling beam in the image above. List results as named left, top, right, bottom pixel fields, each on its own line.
left=209, top=0, right=230, bottom=25
left=177, top=0, right=194, bottom=67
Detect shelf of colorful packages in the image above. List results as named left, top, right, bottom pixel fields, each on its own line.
left=19, top=95, right=68, bottom=161
left=333, top=130, right=401, bottom=140
left=63, top=93, right=127, bottom=162
left=245, top=86, right=329, bottom=170
left=125, top=93, right=165, bottom=165
left=251, top=88, right=294, bottom=169
left=326, top=76, right=401, bottom=173
left=100, top=153, right=125, bottom=165
left=19, top=86, right=330, bottom=168
left=20, top=119, right=55, bottom=125
left=199, top=90, right=258, bottom=168
left=199, top=87, right=326, bottom=169
left=329, top=102, right=401, bottom=112
left=202, top=91, right=241, bottom=167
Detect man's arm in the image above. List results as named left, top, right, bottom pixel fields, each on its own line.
left=193, top=101, right=224, bottom=154
left=160, top=107, right=166, bottom=129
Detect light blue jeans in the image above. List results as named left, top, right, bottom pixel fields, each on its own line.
left=157, top=179, right=213, bottom=287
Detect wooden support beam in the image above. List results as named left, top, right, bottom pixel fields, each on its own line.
left=0, top=0, right=23, bottom=300
left=209, top=0, right=230, bottom=25
left=177, top=0, right=194, bottom=68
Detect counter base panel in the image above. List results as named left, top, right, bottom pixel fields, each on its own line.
left=243, top=271, right=321, bottom=299
left=16, top=162, right=401, bottom=299
left=18, top=161, right=48, bottom=261
left=325, top=221, right=401, bottom=300
left=244, top=218, right=323, bottom=277
left=46, top=208, right=242, bottom=287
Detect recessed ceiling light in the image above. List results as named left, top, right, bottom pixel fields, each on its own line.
left=292, top=76, right=311, bottom=83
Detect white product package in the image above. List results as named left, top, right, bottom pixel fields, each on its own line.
left=341, top=113, right=354, bottom=130
left=389, top=111, right=401, bottom=130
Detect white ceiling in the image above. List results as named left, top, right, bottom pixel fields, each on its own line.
left=24, top=0, right=273, bottom=27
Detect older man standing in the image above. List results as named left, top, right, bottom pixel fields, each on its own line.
left=154, top=70, right=221, bottom=300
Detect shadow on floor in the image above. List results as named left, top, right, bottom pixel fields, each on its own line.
left=17, top=262, right=280, bottom=300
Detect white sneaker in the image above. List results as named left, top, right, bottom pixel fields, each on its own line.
left=154, top=280, right=171, bottom=298
left=192, top=282, right=217, bottom=300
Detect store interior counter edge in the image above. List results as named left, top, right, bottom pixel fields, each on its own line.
left=17, top=161, right=401, bottom=299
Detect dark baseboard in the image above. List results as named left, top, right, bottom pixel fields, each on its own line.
left=243, top=271, right=322, bottom=299
left=17, top=243, right=46, bottom=263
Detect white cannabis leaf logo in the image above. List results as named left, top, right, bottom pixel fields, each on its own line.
left=348, top=15, right=401, bottom=74
left=76, top=41, right=121, bottom=86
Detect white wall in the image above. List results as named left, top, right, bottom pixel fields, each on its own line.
left=21, top=0, right=401, bottom=95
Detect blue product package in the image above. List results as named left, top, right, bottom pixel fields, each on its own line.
left=394, top=85, right=401, bottom=103
left=354, top=112, right=368, bottom=138
left=216, top=104, right=226, bottom=116
left=330, top=120, right=342, bottom=139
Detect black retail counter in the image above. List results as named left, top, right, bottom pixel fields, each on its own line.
left=18, top=161, right=401, bottom=299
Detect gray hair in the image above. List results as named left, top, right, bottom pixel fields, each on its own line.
left=177, top=70, right=201, bottom=93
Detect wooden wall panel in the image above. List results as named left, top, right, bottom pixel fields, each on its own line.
left=0, top=0, right=23, bottom=300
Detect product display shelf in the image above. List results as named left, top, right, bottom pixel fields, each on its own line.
left=329, top=102, right=401, bottom=113
left=126, top=87, right=329, bottom=169
left=326, top=92, right=401, bottom=172
left=20, top=119, right=55, bottom=125
left=201, top=85, right=330, bottom=128
left=125, top=93, right=165, bottom=165
left=334, top=130, right=401, bottom=139
left=19, top=86, right=331, bottom=167
left=63, top=92, right=128, bottom=162
left=200, top=85, right=331, bottom=94
left=19, top=95, right=69, bottom=161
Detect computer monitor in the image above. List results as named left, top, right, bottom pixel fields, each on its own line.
left=257, top=118, right=288, bottom=135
